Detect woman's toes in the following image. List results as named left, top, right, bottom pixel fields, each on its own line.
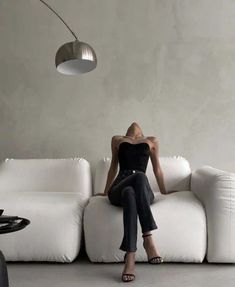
left=123, top=274, right=134, bottom=282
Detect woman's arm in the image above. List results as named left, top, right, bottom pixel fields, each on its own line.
left=102, top=136, right=119, bottom=196
left=149, top=137, right=167, bottom=194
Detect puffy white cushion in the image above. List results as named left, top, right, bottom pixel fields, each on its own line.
left=0, top=157, right=91, bottom=194
left=191, top=165, right=235, bottom=263
left=84, top=191, right=206, bottom=262
left=0, top=191, right=85, bottom=262
left=0, top=157, right=92, bottom=262
left=94, top=156, right=191, bottom=195
left=94, top=157, right=112, bottom=195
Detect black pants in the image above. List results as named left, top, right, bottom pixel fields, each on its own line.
left=108, top=170, right=158, bottom=252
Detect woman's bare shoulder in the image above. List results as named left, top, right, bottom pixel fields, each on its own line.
left=111, top=135, right=124, bottom=141
left=147, top=136, right=159, bottom=150
left=147, top=136, right=158, bottom=143
left=111, top=135, right=124, bottom=147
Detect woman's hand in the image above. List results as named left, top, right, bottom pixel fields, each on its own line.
left=93, top=192, right=107, bottom=196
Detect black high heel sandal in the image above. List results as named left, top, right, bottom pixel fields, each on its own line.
left=142, top=233, right=164, bottom=264
left=122, top=253, right=136, bottom=283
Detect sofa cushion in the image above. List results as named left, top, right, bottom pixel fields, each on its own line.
left=0, top=191, right=86, bottom=262
left=94, top=156, right=191, bottom=194
left=0, top=158, right=91, bottom=194
left=84, top=190, right=206, bottom=262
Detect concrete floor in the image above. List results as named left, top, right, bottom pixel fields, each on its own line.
left=6, top=250, right=235, bottom=287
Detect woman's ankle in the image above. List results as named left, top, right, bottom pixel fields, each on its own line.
left=126, top=251, right=135, bottom=256
left=142, top=231, right=152, bottom=237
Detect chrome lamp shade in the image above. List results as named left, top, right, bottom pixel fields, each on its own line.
left=55, top=40, right=97, bottom=75
left=38, top=0, right=97, bottom=75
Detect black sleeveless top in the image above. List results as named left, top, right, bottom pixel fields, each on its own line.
left=118, top=142, right=150, bottom=173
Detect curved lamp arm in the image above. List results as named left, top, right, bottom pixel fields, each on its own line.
left=39, top=0, right=78, bottom=40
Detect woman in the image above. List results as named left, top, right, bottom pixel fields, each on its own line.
left=95, top=122, right=175, bottom=282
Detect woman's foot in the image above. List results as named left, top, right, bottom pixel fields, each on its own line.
left=122, top=252, right=135, bottom=282
left=142, top=233, right=163, bottom=263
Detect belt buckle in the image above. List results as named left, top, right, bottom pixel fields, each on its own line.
left=133, top=170, right=136, bottom=173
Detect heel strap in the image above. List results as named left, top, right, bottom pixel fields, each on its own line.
left=142, top=233, right=152, bottom=238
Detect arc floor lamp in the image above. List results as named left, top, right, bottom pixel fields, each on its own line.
left=39, top=0, right=97, bottom=75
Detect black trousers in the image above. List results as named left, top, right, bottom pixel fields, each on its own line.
left=108, top=170, right=158, bottom=252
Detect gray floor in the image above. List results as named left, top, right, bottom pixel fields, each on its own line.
left=6, top=250, right=235, bottom=287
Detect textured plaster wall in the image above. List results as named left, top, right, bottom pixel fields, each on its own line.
left=0, top=0, right=235, bottom=174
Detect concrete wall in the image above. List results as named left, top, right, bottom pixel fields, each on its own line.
left=0, top=0, right=235, bottom=175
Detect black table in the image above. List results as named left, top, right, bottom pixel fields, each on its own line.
left=0, top=209, right=30, bottom=287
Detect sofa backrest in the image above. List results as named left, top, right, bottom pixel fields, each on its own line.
left=94, top=156, right=191, bottom=195
left=0, top=158, right=92, bottom=195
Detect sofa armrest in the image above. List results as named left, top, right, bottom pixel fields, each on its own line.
left=191, top=165, right=235, bottom=263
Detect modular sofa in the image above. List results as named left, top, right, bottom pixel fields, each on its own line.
left=0, top=158, right=92, bottom=262
left=84, top=156, right=235, bottom=263
left=0, top=156, right=234, bottom=264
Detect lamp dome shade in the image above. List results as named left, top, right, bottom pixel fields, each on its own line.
left=55, top=40, right=97, bottom=75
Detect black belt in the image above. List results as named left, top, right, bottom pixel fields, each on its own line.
left=111, top=169, right=143, bottom=187
left=119, top=169, right=141, bottom=174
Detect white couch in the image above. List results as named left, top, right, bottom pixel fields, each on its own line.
left=84, top=156, right=207, bottom=263
left=1, top=156, right=234, bottom=264
left=0, top=158, right=92, bottom=262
